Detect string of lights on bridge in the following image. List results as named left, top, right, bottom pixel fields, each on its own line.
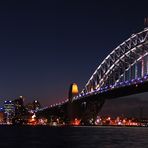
left=38, top=27, right=148, bottom=112
left=38, top=73, right=148, bottom=112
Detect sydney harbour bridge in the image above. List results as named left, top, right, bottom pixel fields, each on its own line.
left=37, top=27, right=148, bottom=125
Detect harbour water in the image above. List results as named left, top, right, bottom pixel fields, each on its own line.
left=0, top=125, right=148, bottom=148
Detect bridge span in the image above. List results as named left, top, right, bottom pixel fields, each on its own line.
left=37, top=27, right=148, bottom=125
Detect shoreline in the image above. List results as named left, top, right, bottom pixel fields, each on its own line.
left=0, top=124, right=147, bottom=128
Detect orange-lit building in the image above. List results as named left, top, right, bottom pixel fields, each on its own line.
left=0, top=112, right=4, bottom=123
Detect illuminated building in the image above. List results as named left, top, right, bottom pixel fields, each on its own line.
left=13, top=96, right=24, bottom=116
left=13, top=96, right=24, bottom=107
left=26, top=100, right=41, bottom=112
left=0, top=112, right=4, bottom=123
left=3, top=100, right=15, bottom=123
left=33, top=100, right=41, bottom=111
left=0, top=108, right=4, bottom=123
left=28, top=113, right=37, bottom=125
left=12, top=96, right=28, bottom=125
left=25, top=103, right=34, bottom=111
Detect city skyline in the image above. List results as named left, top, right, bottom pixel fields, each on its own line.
left=0, top=0, right=147, bottom=111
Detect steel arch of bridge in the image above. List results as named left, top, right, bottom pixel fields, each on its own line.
left=37, top=28, right=148, bottom=112
left=82, top=28, right=148, bottom=94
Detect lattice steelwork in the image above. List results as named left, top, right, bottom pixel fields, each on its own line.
left=81, top=28, right=148, bottom=95
left=38, top=28, right=148, bottom=111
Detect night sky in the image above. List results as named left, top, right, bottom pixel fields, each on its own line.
left=0, top=0, right=148, bottom=115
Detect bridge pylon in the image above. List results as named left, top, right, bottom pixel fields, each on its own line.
left=67, top=83, right=79, bottom=124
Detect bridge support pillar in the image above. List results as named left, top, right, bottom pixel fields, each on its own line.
left=80, top=97, right=105, bottom=125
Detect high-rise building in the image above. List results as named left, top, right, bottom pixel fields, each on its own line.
left=12, top=96, right=28, bottom=125
left=26, top=100, right=41, bottom=112
left=25, top=103, right=34, bottom=112
left=33, top=100, right=41, bottom=111
left=3, top=100, right=15, bottom=124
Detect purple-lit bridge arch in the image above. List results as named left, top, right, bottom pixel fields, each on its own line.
left=75, top=27, right=148, bottom=100
left=37, top=28, right=148, bottom=124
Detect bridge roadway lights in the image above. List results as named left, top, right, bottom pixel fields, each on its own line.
left=98, top=80, right=148, bottom=99
left=36, top=81, right=148, bottom=125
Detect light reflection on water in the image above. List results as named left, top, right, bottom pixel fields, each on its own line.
left=0, top=126, right=148, bottom=148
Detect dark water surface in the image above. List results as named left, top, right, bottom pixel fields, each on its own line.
left=0, top=125, right=148, bottom=148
